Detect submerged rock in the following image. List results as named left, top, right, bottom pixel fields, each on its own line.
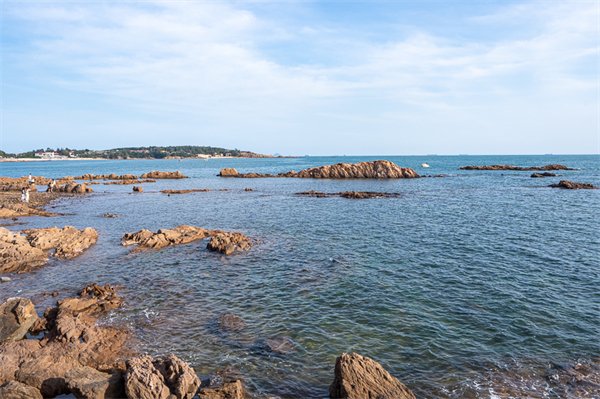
left=140, top=171, right=188, bottom=179
left=24, top=226, right=98, bottom=259
left=219, top=160, right=420, bottom=179
left=218, top=314, right=246, bottom=332
left=0, top=298, right=38, bottom=345
left=263, top=336, right=295, bottom=355
left=549, top=180, right=597, bottom=189
left=329, top=353, right=415, bottom=399
left=460, top=164, right=574, bottom=171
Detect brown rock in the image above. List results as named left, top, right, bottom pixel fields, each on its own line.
left=133, top=186, right=143, bottom=192
left=197, top=380, right=245, bottom=399
left=218, top=314, right=246, bottom=332
left=140, top=171, right=188, bottom=179
left=161, top=189, right=210, bottom=194
left=461, top=164, right=574, bottom=171
left=244, top=188, right=253, bottom=191
left=297, top=191, right=400, bottom=199
left=329, top=353, right=415, bottom=399
left=0, top=228, right=48, bottom=273
left=550, top=180, right=597, bottom=189
left=0, top=380, right=43, bottom=399
left=206, top=233, right=252, bottom=255
left=125, top=355, right=171, bottom=399
left=64, top=366, right=125, bottom=399
left=0, top=298, right=38, bottom=345
left=219, top=161, right=419, bottom=179
left=104, top=179, right=156, bottom=185
left=59, top=182, right=93, bottom=194
left=153, top=353, right=201, bottom=399
left=24, top=226, right=98, bottom=259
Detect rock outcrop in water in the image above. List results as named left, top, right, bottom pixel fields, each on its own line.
left=140, top=171, right=188, bottom=179
left=0, top=226, right=98, bottom=273
left=59, top=182, right=93, bottom=194
left=297, top=191, right=401, bottom=199
left=121, top=225, right=253, bottom=255
left=460, top=164, right=574, bottom=171
left=197, top=367, right=246, bottom=399
left=67, top=173, right=139, bottom=180
left=103, top=179, right=156, bottom=185
left=531, top=172, right=557, bottom=178
left=0, top=298, right=38, bottom=345
left=161, top=189, right=210, bottom=194
left=549, top=180, right=597, bottom=189
left=329, top=353, right=415, bottom=399
left=219, top=160, right=420, bottom=179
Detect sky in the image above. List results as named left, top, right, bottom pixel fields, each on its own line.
left=0, top=0, right=598, bottom=155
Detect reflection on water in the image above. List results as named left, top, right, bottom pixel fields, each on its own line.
left=1, top=155, right=599, bottom=398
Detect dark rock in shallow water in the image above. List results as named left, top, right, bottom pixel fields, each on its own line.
left=0, top=298, right=38, bottom=345
left=461, top=164, right=574, bottom=171
left=218, top=314, right=246, bottom=332
left=531, top=172, right=557, bottom=178
left=329, top=353, right=415, bottom=399
left=550, top=180, right=597, bottom=189
left=296, top=191, right=401, bottom=199
left=263, top=336, right=295, bottom=355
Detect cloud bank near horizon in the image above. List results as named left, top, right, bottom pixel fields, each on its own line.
left=1, top=1, right=597, bottom=155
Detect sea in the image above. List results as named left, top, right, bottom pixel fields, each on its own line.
left=1, top=155, right=599, bottom=398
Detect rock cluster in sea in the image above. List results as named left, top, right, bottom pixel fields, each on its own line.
left=549, top=180, right=597, bottom=189
left=297, top=190, right=401, bottom=199
left=219, top=160, right=421, bottom=179
left=460, top=164, right=574, bottom=171
left=140, top=171, right=188, bottom=179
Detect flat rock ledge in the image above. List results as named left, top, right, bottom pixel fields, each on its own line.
left=550, top=180, right=597, bottom=189
left=297, top=191, right=401, bottom=199
left=121, top=225, right=252, bottom=255
left=460, top=164, right=574, bottom=171
left=0, top=226, right=98, bottom=274
left=103, top=179, right=156, bottom=185
left=329, top=353, right=415, bottom=399
left=531, top=172, right=557, bottom=178
left=219, top=160, right=420, bottom=179
left=140, top=171, right=188, bottom=179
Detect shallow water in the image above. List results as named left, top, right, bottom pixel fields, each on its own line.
left=1, top=155, right=599, bottom=398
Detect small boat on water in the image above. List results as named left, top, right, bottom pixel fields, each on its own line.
left=421, top=163, right=430, bottom=168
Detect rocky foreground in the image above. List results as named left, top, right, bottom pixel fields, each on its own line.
left=549, top=180, right=597, bottom=189
left=0, top=285, right=420, bottom=399
left=460, top=164, right=574, bottom=171
left=219, top=160, right=420, bottom=179
left=0, top=226, right=98, bottom=273
left=297, top=191, right=401, bottom=199
left=121, top=225, right=253, bottom=255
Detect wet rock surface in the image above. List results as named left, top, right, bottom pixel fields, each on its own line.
left=68, top=173, right=139, bottom=180
left=104, top=179, right=156, bottom=185
left=0, top=228, right=48, bottom=273
left=0, top=298, right=38, bottom=345
left=549, top=180, right=597, bottom=189
left=122, top=225, right=253, bottom=255
left=262, top=336, right=295, bottom=355
left=161, top=189, right=210, bottom=194
left=531, top=172, right=557, bottom=178
left=329, top=353, right=415, bottom=399
left=460, top=164, right=574, bottom=171
left=59, top=182, right=93, bottom=194
left=297, top=191, right=401, bottom=199
left=24, top=226, right=98, bottom=259
left=140, top=171, right=188, bottom=179
left=133, top=186, right=143, bottom=192
left=218, top=314, right=246, bottom=332
left=198, top=367, right=246, bottom=399
left=219, top=160, right=420, bottom=179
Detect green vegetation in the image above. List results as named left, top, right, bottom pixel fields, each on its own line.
left=1, top=146, right=256, bottom=159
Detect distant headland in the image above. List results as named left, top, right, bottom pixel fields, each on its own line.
left=0, top=145, right=290, bottom=161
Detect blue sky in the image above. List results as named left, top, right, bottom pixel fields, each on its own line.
left=1, top=1, right=597, bottom=155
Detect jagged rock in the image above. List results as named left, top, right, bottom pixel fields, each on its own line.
left=24, top=226, right=98, bottom=259
left=206, top=233, right=252, bottom=255
left=133, top=186, right=143, bottom=192
left=125, top=355, right=171, bottom=399
left=153, top=353, right=201, bottom=399
left=64, top=366, right=125, bottom=399
left=244, top=188, right=253, bottom=191
left=72, top=174, right=139, bottom=180
left=297, top=191, right=400, bottom=199
left=219, top=161, right=419, bottom=179
left=0, top=228, right=48, bottom=273
left=0, top=380, right=43, bottom=399
left=461, top=164, right=574, bottom=171
left=59, top=182, right=93, bottom=194
left=218, top=314, right=246, bottom=332
left=0, top=298, right=38, bottom=345
left=103, top=179, right=156, bottom=185
left=329, top=353, right=415, bottom=399
left=57, top=283, right=123, bottom=315
left=197, top=380, right=245, bottom=399
left=140, top=171, right=188, bottom=179
left=550, top=180, right=597, bottom=189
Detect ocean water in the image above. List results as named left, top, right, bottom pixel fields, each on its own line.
left=1, top=155, right=599, bottom=398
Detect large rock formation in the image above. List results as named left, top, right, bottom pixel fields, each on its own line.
left=0, top=284, right=128, bottom=397
left=0, top=298, right=38, bottom=345
left=531, top=172, right=557, bottom=178
left=460, top=164, right=574, bottom=171
left=0, top=228, right=48, bottom=273
left=70, top=173, right=139, bottom=180
left=125, top=354, right=200, bottom=399
left=0, top=380, right=43, bottom=399
left=219, top=160, right=420, bottom=179
left=24, top=226, right=98, bottom=259
left=329, top=353, right=415, bottom=399
left=140, top=171, right=188, bottom=179
left=64, top=366, right=125, bottom=399
left=59, top=182, right=93, bottom=194
left=121, top=225, right=253, bottom=255
left=549, top=180, right=597, bottom=189
left=297, top=191, right=401, bottom=199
